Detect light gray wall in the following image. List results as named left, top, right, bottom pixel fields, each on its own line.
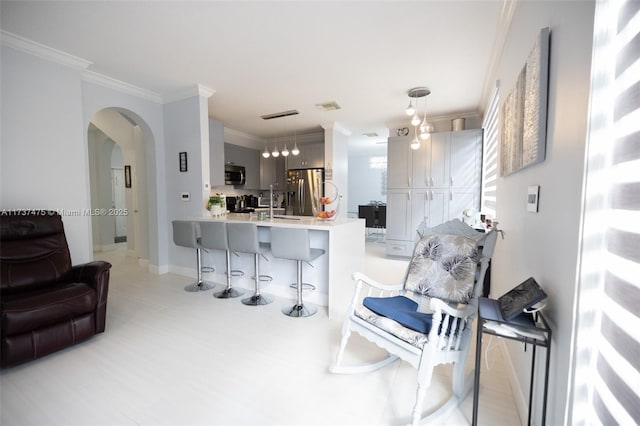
left=163, top=95, right=210, bottom=271
left=487, top=1, right=595, bottom=424
left=347, top=154, right=387, bottom=215
left=0, top=46, right=92, bottom=263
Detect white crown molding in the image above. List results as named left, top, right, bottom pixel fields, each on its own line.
left=321, top=122, right=352, bottom=136
left=1, top=30, right=92, bottom=70
left=479, top=0, right=517, bottom=108
left=82, top=70, right=163, bottom=103
left=164, top=84, right=216, bottom=104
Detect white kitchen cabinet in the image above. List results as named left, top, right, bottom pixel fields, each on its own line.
left=429, top=132, right=451, bottom=188
left=385, top=129, right=483, bottom=257
left=385, top=189, right=414, bottom=257
left=387, top=136, right=412, bottom=188
left=286, top=143, right=324, bottom=169
left=450, top=129, right=482, bottom=189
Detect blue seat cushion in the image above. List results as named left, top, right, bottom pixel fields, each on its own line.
left=363, top=295, right=434, bottom=334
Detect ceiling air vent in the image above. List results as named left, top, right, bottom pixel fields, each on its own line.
left=362, top=132, right=379, bottom=138
left=261, top=110, right=299, bottom=120
left=315, top=101, right=341, bottom=111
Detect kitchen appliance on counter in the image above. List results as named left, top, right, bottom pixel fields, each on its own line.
left=225, top=195, right=258, bottom=213
left=225, top=164, right=245, bottom=185
left=285, top=168, right=324, bottom=216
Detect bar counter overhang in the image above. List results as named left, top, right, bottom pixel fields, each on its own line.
left=190, top=214, right=366, bottom=318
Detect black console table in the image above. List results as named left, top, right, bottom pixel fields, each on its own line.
left=472, top=304, right=552, bottom=426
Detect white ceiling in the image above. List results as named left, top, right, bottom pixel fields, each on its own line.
left=1, top=1, right=503, bottom=153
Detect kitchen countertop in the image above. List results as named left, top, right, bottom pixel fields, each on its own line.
left=197, top=213, right=361, bottom=231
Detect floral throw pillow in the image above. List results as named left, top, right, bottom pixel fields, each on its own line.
left=404, top=234, right=481, bottom=304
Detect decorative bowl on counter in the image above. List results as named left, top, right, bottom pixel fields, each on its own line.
left=312, top=182, right=340, bottom=220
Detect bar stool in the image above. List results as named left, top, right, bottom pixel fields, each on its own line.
left=199, top=221, right=245, bottom=299
left=172, top=220, right=215, bottom=292
left=270, top=227, right=325, bottom=317
left=227, top=222, right=273, bottom=306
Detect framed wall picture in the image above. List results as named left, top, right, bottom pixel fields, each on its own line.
left=179, top=152, right=188, bottom=172
left=124, top=165, right=132, bottom=188
left=500, top=27, right=550, bottom=176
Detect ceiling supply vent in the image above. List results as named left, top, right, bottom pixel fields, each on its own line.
left=362, top=132, right=379, bottom=138
left=315, top=101, right=341, bottom=111
left=261, top=110, right=299, bottom=120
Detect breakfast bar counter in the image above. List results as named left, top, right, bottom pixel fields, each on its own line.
left=194, top=214, right=365, bottom=318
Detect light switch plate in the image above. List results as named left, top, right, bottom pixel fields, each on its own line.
left=527, top=186, right=539, bottom=212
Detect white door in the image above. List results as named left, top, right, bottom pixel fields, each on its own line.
left=111, top=168, right=127, bottom=238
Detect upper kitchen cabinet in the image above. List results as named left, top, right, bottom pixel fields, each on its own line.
left=286, top=143, right=324, bottom=169
left=224, top=143, right=260, bottom=189
left=260, top=155, right=285, bottom=190
left=209, top=119, right=225, bottom=187
left=387, top=136, right=412, bottom=188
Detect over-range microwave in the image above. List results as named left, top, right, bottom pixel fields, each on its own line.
left=225, top=164, right=245, bottom=185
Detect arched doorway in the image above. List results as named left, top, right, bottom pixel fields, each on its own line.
left=87, top=108, right=151, bottom=263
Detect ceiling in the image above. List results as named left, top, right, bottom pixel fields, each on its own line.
left=1, top=1, right=504, bottom=153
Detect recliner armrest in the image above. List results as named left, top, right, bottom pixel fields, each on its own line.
left=71, top=261, right=111, bottom=332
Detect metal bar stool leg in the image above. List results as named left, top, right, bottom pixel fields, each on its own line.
left=184, top=247, right=215, bottom=292
left=282, top=260, right=317, bottom=317
left=242, top=253, right=273, bottom=306
left=214, top=250, right=245, bottom=298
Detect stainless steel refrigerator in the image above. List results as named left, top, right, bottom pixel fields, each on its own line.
left=285, top=168, right=324, bottom=216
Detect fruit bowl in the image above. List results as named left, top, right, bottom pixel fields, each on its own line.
left=312, top=182, right=340, bottom=221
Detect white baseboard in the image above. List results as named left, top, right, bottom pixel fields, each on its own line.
left=149, top=264, right=169, bottom=275
left=500, top=342, right=528, bottom=426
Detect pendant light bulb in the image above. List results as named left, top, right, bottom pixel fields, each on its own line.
left=262, top=146, right=270, bottom=158
left=411, top=112, right=421, bottom=127
left=410, top=131, right=421, bottom=150
left=292, top=142, right=300, bottom=156
left=405, top=99, right=415, bottom=116
left=272, top=146, right=280, bottom=157
left=281, top=144, right=289, bottom=157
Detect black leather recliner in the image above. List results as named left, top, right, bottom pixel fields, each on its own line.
left=0, top=211, right=111, bottom=368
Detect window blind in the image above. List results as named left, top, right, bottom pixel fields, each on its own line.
left=574, top=0, right=640, bottom=424
left=481, top=86, right=499, bottom=220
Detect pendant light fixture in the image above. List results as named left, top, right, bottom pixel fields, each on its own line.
left=272, top=145, right=280, bottom=157
left=281, top=144, right=289, bottom=156
left=404, top=87, right=431, bottom=148
left=262, top=144, right=270, bottom=158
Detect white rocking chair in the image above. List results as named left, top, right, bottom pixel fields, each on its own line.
left=330, top=219, right=498, bottom=425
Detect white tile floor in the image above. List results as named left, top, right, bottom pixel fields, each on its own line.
left=0, top=240, right=521, bottom=426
